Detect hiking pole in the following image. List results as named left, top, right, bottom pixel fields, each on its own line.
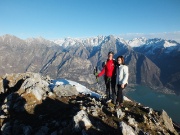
left=93, top=66, right=99, bottom=90
left=93, top=66, right=98, bottom=83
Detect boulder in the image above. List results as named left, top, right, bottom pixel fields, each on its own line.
left=73, top=110, right=92, bottom=130
left=160, top=110, right=178, bottom=134
left=20, top=73, right=50, bottom=101
left=53, top=84, right=79, bottom=97
left=128, top=116, right=138, bottom=128
left=119, top=121, right=136, bottom=135
left=116, top=108, right=125, bottom=119
left=31, top=87, right=46, bottom=101
left=90, top=105, right=101, bottom=117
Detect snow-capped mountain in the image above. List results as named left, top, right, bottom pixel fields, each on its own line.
left=53, top=35, right=105, bottom=47
left=0, top=34, right=180, bottom=94
left=129, top=38, right=180, bottom=54
left=0, top=34, right=26, bottom=46
left=129, top=38, right=179, bottom=48
left=164, top=40, right=178, bottom=48
left=26, top=37, right=58, bottom=47
left=53, top=36, right=179, bottom=53
left=127, top=37, right=147, bottom=47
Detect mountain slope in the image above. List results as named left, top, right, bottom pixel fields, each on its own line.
left=132, top=38, right=180, bottom=93
left=87, top=35, right=163, bottom=89
left=0, top=34, right=179, bottom=93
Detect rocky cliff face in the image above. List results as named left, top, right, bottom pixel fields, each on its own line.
left=0, top=73, right=179, bottom=135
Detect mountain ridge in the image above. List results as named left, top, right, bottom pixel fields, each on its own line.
left=0, top=34, right=179, bottom=94
left=1, top=34, right=179, bottom=49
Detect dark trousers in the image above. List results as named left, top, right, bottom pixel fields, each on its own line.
left=104, top=76, right=116, bottom=103
left=117, top=84, right=127, bottom=104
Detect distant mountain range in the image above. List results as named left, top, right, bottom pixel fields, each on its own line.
left=0, top=34, right=180, bottom=94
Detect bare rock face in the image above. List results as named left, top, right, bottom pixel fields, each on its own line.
left=119, top=121, right=136, bottom=135
left=116, top=108, right=125, bottom=119
left=53, top=85, right=79, bottom=97
left=20, top=73, right=50, bottom=100
left=73, top=110, right=92, bottom=130
left=160, top=110, right=178, bottom=134
left=0, top=72, right=179, bottom=135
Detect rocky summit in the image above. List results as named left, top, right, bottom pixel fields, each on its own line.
left=0, top=72, right=179, bottom=135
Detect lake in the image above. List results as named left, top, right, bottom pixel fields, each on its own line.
left=124, top=85, right=180, bottom=124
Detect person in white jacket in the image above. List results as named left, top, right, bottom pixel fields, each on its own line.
left=116, top=56, right=129, bottom=108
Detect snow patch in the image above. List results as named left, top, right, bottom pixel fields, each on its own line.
left=164, top=41, right=177, bottom=48
left=128, top=37, right=147, bottom=47
left=53, top=36, right=105, bottom=47
left=123, top=96, right=132, bottom=102
left=49, top=79, right=101, bottom=98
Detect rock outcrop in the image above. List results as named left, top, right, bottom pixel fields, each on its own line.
left=53, top=85, right=79, bottom=97
left=73, top=110, right=92, bottom=131
left=0, top=72, right=179, bottom=135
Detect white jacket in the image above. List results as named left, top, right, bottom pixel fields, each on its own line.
left=116, top=65, right=129, bottom=85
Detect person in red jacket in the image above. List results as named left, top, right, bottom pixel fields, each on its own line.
left=97, top=51, right=116, bottom=103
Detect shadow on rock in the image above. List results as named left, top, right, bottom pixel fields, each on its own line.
left=0, top=78, right=25, bottom=103
left=1, top=94, right=82, bottom=135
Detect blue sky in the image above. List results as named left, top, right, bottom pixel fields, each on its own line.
left=0, top=0, right=180, bottom=40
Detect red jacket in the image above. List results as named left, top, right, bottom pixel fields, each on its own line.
left=98, top=59, right=116, bottom=77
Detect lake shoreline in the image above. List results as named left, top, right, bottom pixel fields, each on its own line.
left=126, top=84, right=176, bottom=95
left=125, top=85, right=180, bottom=124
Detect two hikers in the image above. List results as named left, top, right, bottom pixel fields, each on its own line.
left=97, top=52, right=129, bottom=108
